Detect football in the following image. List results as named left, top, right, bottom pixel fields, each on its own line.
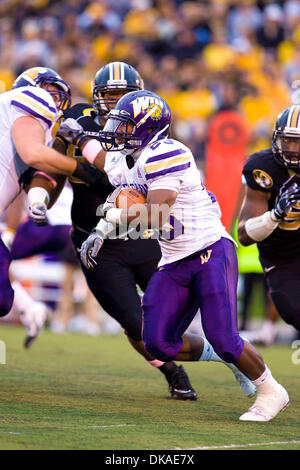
left=116, top=187, right=146, bottom=208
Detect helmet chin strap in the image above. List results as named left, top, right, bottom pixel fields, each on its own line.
left=147, top=124, right=170, bottom=146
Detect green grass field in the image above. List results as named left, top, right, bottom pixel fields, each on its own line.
left=0, top=324, right=299, bottom=450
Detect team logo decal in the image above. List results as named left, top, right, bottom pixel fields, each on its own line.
left=252, top=169, right=273, bottom=188
left=131, top=96, right=164, bottom=118
left=146, top=103, right=162, bottom=120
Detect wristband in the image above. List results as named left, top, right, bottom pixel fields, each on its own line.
left=244, top=211, right=278, bottom=242
left=27, top=187, right=50, bottom=207
left=82, top=139, right=101, bottom=164
left=33, top=171, right=57, bottom=189
left=105, top=208, right=123, bottom=225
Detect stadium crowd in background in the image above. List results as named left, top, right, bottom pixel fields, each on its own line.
left=0, top=0, right=299, bottom=169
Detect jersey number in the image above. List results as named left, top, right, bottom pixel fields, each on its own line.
left=159, top=215, right=184, bottom=241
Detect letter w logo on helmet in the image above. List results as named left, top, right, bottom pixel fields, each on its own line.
left=131, top=96, right=164, bottom=118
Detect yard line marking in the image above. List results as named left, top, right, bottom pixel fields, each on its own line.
left=174, top=440, right=300, bottom=450
left=87, top=424, right=136, bottom=429
left=0, top=432, right=21, bottom=435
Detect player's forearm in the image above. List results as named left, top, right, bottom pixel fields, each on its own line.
left=22, top=144, right=77, bottom=175
left=105, top=203, right=170, bottom=228
left=80, top=140, right=106, bottom=173
left=29, top=173, right=67, bottom=209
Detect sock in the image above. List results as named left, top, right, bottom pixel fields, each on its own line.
left=146, top=358, right=178, bottom=383
left=252, top=366, right=278, bottom=394
left=199, top=336, right=221, bottom=362
left=199, top=336, right=244, bottom=375
left=159, top=362, right=179, bottom=384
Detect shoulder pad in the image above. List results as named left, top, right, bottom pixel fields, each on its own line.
left=243, top=149, right=277, bottom=191
left=11, top=86, right=57, bottom=128
left=63, top=103, right=94, bottom=120
left=143, top=139, right=191, bottom=180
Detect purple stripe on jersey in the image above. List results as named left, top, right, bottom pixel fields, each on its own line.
left=145, top=162, right=191, bottom=180
left=146, top=148, right=186, bottom=164
left=11, top=100, right=52, bottom=128
left=22, top=89, right=56, bottom=113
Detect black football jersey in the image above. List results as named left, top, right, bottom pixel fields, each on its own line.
left=242, top=148, right=300, bottom=264
left=60, top=103, right=115, bottom=233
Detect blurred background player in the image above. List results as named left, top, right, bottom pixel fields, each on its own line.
left=1, top=184, right=102, bottom=346
left=0, top=65, right=103, bottom=333
left=232, top=218, right=280, bottom=346
left=238, top=104, right=300, bottom=337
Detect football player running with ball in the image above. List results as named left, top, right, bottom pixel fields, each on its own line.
left=32, top=62, right=197, bottom=400
left=30, top=62, right=257, bottom=402
left=238, top=105, right=300, bottom=334
left=81, top=90, right=289, bottom=421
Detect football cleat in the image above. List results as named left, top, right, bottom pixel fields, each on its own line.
left=239, top=384, right=290, bottom=422
left=168, top=365, right=198, bottom=401
left=20, top=302, right=49, bottom=349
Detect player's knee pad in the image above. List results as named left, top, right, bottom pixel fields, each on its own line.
left=0, top=287, right=14, bottom=317
left=124, top=325, right=142, bottom=342
left=271, top=293, right=300, bottom=331
left=280, top=309, right=300, bottom=332
left=121, top=316, right=143, bottom=342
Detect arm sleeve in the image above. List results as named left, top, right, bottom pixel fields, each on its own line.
left=144, top=147, right=191, bottom=192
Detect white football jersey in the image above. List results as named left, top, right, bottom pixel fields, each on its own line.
left=104, top=138, right=232, bottom=266
left=0, top=86, right=57, bottom=217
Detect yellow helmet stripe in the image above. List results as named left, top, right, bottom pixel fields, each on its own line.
left=290, top=105, right=300, bottom=128
left=113, top=62, right=120, bottom=80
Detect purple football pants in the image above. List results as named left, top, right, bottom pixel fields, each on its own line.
left=0, top=238, right=14, bottom=316
left=0, top=220, right=72, bottom=316
left=10, top=220, right=71, bottom=260
left=142, top=237, right=244, bottom=363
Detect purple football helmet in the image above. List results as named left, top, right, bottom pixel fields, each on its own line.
left=13, top=67, right=71, bottom=111
left=99, top=90, right=171, bottom=153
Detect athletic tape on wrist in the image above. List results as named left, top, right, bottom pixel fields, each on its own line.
left=244, top=211, right=278, bottom=242
left=95, top=218, right=115, bottom=237
left=82, top=139, right=101, bottom=164
left=28, top=187, right=50, bottom=207
left=105, top=208, right=123, bottom=225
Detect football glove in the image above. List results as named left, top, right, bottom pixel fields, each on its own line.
left=100, top=187, right=122, bottom=217
left=271, top=182, right=300, bottom=221
left=80, top=231, right=104, bottom=269
left=28, top=201, right=48, bottom=226
left=57, top=118, right=90, bottom=149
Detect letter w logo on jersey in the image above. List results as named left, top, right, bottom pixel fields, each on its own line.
left=200, top=249, right=212, bottom=264
left=131, top=96, right=163, bottom=119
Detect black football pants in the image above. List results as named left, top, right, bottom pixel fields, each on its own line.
left=71, top=228, right=161, bottom=340
left=261, top=257, right=300, bottom=332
